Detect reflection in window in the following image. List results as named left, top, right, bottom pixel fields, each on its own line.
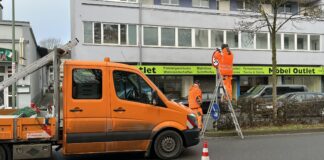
left=128, top=25, right=137, bottom=45
left=161, top=28, right=175, bottom=46
left=103, top=24, right=119, bottom=44
left=178, top=29, right=192, bottom=47
left=227, top=31, right=238, bottom=48
left=144, top=27, right=158, bottom=46
left=241, top=32, right=254, bottom=49
left=297, top=35, right=307, bottom=50
left=72, top=69, right=102, bottom=99
left=211, top=30, right=223, bottom=47
left=256, top=33, right=268, bottom=49
left=195, top=29, right=208, bottom=47
left=310, top=35, right=320, bottom=51
left=284, top=34, right=295, bottom=50
left=94, top=23, right=102, bottom=44
left=113, top=71, right=153, bottom=104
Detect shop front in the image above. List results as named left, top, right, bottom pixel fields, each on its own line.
left=137, top=65, right=324, bottom=101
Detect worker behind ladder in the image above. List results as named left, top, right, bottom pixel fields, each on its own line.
left=188, top=80, right=203, bottom=129
left=219, top=44, right=234, bottom=100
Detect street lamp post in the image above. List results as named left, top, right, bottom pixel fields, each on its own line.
left=12, top=0, right=16, bottom=108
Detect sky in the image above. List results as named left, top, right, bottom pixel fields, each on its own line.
left=2, top=0, right=70, bottom=44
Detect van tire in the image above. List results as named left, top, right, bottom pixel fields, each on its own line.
left=154, top=130, right=183, bottom=160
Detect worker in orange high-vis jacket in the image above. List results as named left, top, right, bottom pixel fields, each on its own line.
left=188, top=80, right=203, bottom=129
left=212, top=48, right=222, bottom=68
left=219, top=44, right=234, bottom=100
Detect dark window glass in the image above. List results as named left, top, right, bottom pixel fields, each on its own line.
left=263, top=88, right=272, bottom=96
left=72, top=69, right=102, bottom=99
left=94, top=23, right=102, bottom=44
left=113, top=71, right=154, bottom=105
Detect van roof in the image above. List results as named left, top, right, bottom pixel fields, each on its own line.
left=258, top=84, right=307, bottom=88
left=64, top=60, right=138, bottom=70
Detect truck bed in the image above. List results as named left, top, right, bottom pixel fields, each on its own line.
left=0, top=109, right=56, bottom=142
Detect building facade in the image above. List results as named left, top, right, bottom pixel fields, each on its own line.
left=0, top=20, right=45, bottom=108
left=71, top=0, right=324, bottom=100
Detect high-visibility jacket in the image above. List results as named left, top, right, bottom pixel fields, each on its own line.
left=188, top=84, right=202, bottom=110
left=212, top=50, right=222, bottom=68
left=219, top=48, right=233, bottom=76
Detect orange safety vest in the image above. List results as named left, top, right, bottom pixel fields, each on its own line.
left=188, top=84, right=202, bottom=109
left=212, top=50, right=222, bottom=68
left=219, top=48, right=233, bottom=76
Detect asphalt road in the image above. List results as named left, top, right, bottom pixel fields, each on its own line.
left=53, top=132, right=324, bottom=160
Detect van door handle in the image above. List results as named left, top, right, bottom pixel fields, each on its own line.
left=70, top=107, right=83, bottom=112
left=114, top=107, right=126, bottom=112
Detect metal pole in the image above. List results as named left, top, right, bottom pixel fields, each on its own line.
left=53, top=49, right=60, bottom=141
left=12, top=0, right=16, bottom=108
left=138, top=0, right=143, bottom=65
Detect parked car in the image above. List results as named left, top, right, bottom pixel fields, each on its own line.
left=238, top=85, right=308, bottom=112
left=255, top=92, right=324, bottom=117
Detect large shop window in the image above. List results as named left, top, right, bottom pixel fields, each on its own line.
left=195, top=29, right=208, bottom=47
left=226, top=31, right=239, bottom=48
left=72, top=69, right=102, bottom=99
left=211, top=30, right=223, bottom=47
left=161, top=27, right=175, bottom=46
left=241, top=32, right=254, bottom=49
left=144, top=26, right=159, bottom=46
left=113, top=71, right=154, bottom=104
left=178, top=28, right=192, bottom=47
left=192, top=0, right=209, bottom=8
left=256, top=33, right=268, bottom=49
left=161, top=0, right=179, bottom=5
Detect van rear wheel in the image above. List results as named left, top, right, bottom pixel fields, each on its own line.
left=154, top=130, right=183, bottom=160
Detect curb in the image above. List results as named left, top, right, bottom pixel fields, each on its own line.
left=206, top=128, right=324, bottom=137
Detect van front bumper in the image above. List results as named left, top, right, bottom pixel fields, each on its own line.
left=182, top=128, right=200, bottom=147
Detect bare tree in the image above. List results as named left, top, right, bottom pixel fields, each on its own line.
left=39, top=38, right=63, bottom=50
left=236, top=0, right=323, bottom=122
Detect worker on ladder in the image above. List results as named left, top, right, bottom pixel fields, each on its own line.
left=188, top=80, right=203, bottom=129
left=219, top=44, right=234, bottom=100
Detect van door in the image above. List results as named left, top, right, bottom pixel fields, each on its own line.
left=110, top=69, right=160, bottom=151
left=64, top=66, right=110, bottom=154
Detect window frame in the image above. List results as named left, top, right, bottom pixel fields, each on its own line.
left=142, top=26, right=160, bottom=46
left=161, top=0, right=179, bottom=6
left=161, top=27, right=176, bottom=47
left=192, top=0, right=210, bottom=8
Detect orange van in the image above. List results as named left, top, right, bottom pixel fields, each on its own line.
left=62, top=58, right=200, bottom=159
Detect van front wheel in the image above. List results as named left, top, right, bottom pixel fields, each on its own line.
left=154, top=130, right=183, bottom=160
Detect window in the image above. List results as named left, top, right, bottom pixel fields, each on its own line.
left=195, top=29, right=208, bottom=47
left=211, top=30, right=223, bottom=47
left=113, top=71, right=154, bottom=104
left=178, top=29, right=192, bottom=47
left=216, top=0, right=219, bottom=10
left=227, top=31, right=239, bottom=48
left=192, top=0, right=209, bottom=8
left=72, top=69, right=102, bottom=99
left=121, top=24, right=127, bottom=45
left=278, top=3, right=292, bottom=13
left=256, top=33, right=268, bottom=49
left=237, top=0, right=244, bottom=10
left=270, top=34, right=282, bottom=49
left=161, top=28, right=175, bottom=46
left=161, top=0, right=179, bottom=5
left=310, top=35, right=320, bottom=51
left=94, top=23, right=102, bottom=44
left=105, top=0, right=138, bottom=2
left=84, top=22, right=93, bottom=43
left=241, top=32, right=254, bottom=49
left=103, top=24, right=119, bottom=44
left=297, top=35, right=307, bottom=50
left=128, top=25, right=137, bottom=45
left=144, top=26, right=158, bottom=46
left=284, top=34, right=295, bottom=50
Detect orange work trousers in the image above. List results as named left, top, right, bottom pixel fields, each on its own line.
left=223, top=76, right=232, bottom=100
left=192, top=107, right=203, bottom=129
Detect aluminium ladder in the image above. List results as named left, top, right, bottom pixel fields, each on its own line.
left=0, top=38, right=79, bottom=92
left=200, top=74, right=244, bottom=139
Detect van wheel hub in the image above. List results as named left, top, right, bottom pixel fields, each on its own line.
left=161, top=136, right=176, bottom=152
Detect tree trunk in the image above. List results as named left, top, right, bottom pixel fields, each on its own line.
left=271, top=30, right=278, bottom=122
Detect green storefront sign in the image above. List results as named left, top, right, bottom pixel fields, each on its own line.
left=137, top=65, right=324, bottom=76
left=0, top=48, right=13, bottom=62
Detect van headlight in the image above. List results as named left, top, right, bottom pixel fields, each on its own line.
left=187, top=114, right=198, bottom=129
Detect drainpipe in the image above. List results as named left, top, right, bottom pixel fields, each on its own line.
left=138, top=0, right=143, bottom=65
left=12, top=0, right=16, bottom=108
